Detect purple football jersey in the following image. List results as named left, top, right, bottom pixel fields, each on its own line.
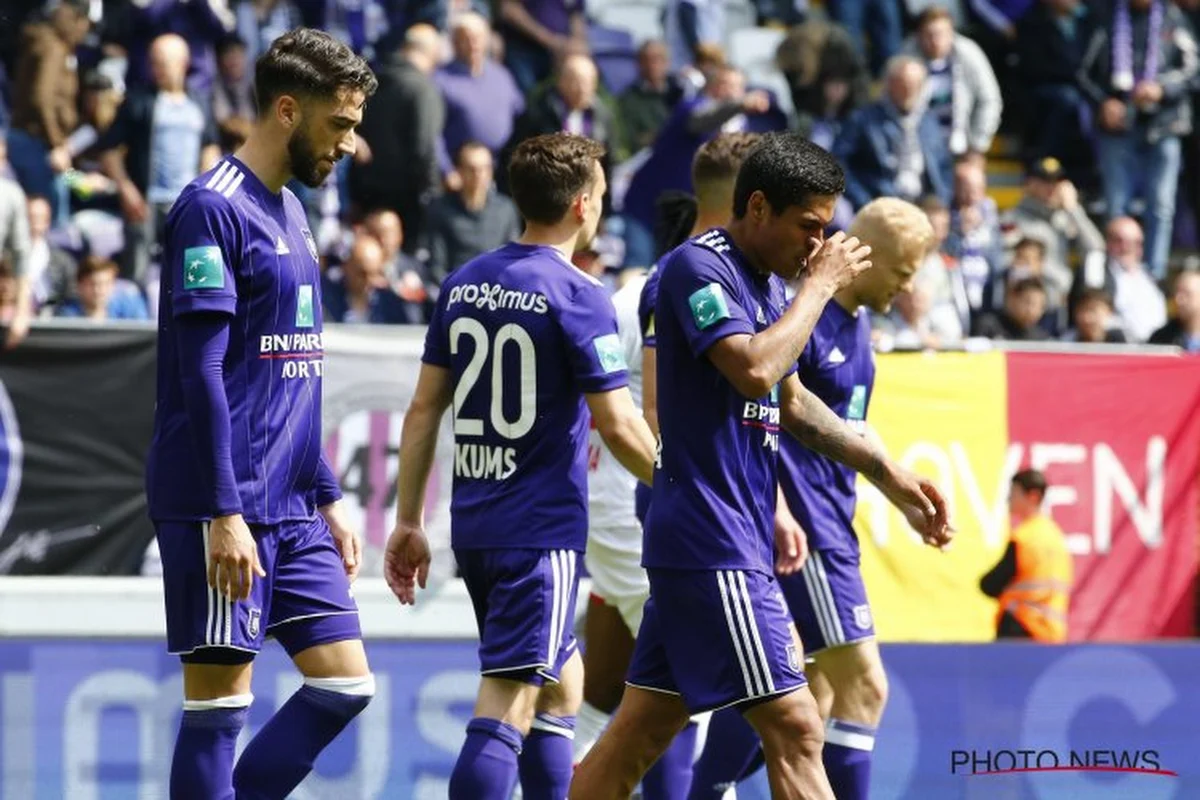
left=638, top=259, right=665, bottom=347
left=642, top=229, right=792, bottom=573
left=778, top=302, right=875, bottom=553
left=423, top=242, right=629, bottom=552
left=147, top=157, right=328, bottom=524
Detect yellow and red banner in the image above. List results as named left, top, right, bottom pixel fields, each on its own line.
left=856, top=351, right=1200, bottom=642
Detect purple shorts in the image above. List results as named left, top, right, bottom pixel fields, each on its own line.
left=781, top=548, right=874, bottom=657
left=156, top=516, right=361, bottom=662
left=626, top=568, right=807, bottom=714
left=455, top=547, right=581, bottom=685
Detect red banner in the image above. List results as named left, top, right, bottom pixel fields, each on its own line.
left=1005, top=353, right=1200, bottom=639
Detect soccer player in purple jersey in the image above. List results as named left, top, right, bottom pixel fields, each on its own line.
left=144, top=30, right=377, bottom=800
left=384, top=133, right=658, bottom=800
left=571, top=134, right=952, bottom=800
left=688, top=198, right=940, bottom=800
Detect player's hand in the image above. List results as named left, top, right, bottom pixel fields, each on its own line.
left=877, top=462, right=954, bottom=551
left=805, top=231, right=873, bottom=294
left=774, top=504, right=808, bottom=575
left=321, top=501, right=362, bottom=582
left=207, top=514, right=265, bottom=601
left=384, top=521, right=431, bottom=605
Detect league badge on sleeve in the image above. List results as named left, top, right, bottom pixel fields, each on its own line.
left=296, top=285, right=315, bottom=328
left=689, top=283, right=731, bottom=330
left=593, top=334, right=627, bottom=373
left=183, top=246, right=225, bottom=290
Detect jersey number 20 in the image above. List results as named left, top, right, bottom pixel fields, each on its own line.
left=450, top=318, right=537, bottom=439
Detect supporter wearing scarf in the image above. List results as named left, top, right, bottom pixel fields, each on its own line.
left=1111, top=0, right=1164, bottom=93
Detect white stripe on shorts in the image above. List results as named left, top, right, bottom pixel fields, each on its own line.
left=716, top=571, right=756, bottom=697
left=717, top=571, right=775, bottom=698
left=734, top=571, right=775, bottom=694
left=803, top=552, right=845, bottom=646
left=547, top=551, right=563, bottom=665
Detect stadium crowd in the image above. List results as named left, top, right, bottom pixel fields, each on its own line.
left=1, top=0, right=1200, bottom=351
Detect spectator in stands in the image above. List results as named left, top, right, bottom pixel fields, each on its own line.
left=211, top=34, right=256, bottom=153
left=24, top=195, right=76, bottom=313
left=916, top=193, right=972, bottom=335
left=1148, top=270, right=1200, bottom=351
left=496, top=0, right=588, bottom=94
left=1071, top=216, right=1166, bottom=342
left=1078, top=0, right=1198, bottom=280
left=1062, top=287, right=1127, bottom=343
left=322, top=234, right=412, bottom=324
left=349, top=25, right=444, bottom=251
left=948, top=159, right=1002, bottom=314
left=121, top=0, right=237, bottom=100
left=96, top=33, right=220, bottom=285
left=621, top=64, right=780, bottom=267
left=8, top=0, right=91, bottom=220
left=980, top=468, right=1072, bottom=642
left=971, top=276, right=1051, bottom=340
left=362, top=208, right=431, bottom=321
left=1015, top=0, right=1093, bottom=172
left=235, top=0, right=302, bottom=66
left=774, top=20, right=870, bottom=150
left=881, top=268, right=964, bottom=350
left=617, top=40, right=684, bottom=154
left=435, top=13, right=525, bottom=187
left=825, top=0, right=902, bottom=76
left=404, top=0, right=493, bottom=31
left=0, top=144, right=32, bottom=347
left=663, top=0, right=726, bottom=75
left=1003, top=158, right=1103, bottom=291
left=0, top=258, right=19, bottom=328
left=833, top=55, right=953, bottom=210
left=55, top=254, right=149, bottom=320
left=54, top=71, right=122, bottom=213
left=424, top=142, right=521, bottom=285
left=904, top=6, right=1003, bottom=161
left=989, top=235, right=1068, bottom=333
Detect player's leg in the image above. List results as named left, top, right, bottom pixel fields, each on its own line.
left=806, top=660, right=835, bottom=721
left=518, top=549, right=586, bottom=799
left=158, top=521, right=270, bottom=800
left=452, top=548, right=580, bottom=799
left=799, top=549, right=886, bottom=800
left=232, top=518, right=373, bottom=799
left=742, top=685, right=832, bottom=800
left=575, top=539, right=640, bottom=764
left=687, top=705, right=762, bottom=799
left=521, top=645, right=584, bottom=799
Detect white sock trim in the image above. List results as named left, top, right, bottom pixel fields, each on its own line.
left=182, top=693, right=253, bottom=711
left=531, top=716, right=576, bottom=740
left=825, top=723, right=876, bottom=752
left=304, top=674, right=376, bottom=697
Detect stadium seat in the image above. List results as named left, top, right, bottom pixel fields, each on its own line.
left=589, top=0, right=663, bottom=45
left=588, top=24, right=640, bottom=95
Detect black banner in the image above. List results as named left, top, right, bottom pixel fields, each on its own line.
left=0, top=322, right=156, bottom=575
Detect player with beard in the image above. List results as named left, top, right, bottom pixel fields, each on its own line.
left=145, top=29, right=377, bottom=800
left=385, top=133, right=658, bottom=800
left=688, top=198, right=941, bottom=799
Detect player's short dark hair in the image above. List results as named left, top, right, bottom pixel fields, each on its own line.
left=916, top=6, right=954, bottom=29
left=1012, top=468, right=1048, bottom=499
left=692, top=132, right=762, bottom=193
left=507, top=133, right=606, bottom=226
left=255, top=28, right=378, bottom=116
left=731, top=133, right=844, bottom=219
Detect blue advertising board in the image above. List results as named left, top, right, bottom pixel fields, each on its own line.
left=0, top=641, right=1195, bottom=799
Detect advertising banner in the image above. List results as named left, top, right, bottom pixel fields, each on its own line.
left=857, top=351, right=1200, bottom=641
left=0, top=638, right=1194, bottom=799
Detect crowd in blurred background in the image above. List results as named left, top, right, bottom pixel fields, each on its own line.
left=1, top=0, right=1200, bottom=352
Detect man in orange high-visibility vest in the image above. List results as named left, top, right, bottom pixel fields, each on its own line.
left=979, top=469, right=1073, bottom=641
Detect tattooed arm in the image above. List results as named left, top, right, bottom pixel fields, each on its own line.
left=779, top=373, right=953, bottom=548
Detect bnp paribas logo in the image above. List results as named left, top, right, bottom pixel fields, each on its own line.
left=296, top=284, right=314, bottom=328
